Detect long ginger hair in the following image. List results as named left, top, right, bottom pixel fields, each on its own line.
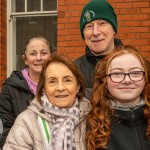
left=86, top=45, right=150, bottom=149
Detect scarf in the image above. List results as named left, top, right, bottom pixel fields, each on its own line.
left=41, top=94, right=80, bottom=150
left=22, top=68, right=37, bottom=95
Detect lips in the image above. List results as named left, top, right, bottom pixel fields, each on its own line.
left=92, top=39, right=104, bottom=42
left=34, top=64, right=43, bottom=66
left=55, top=95, right=68, bottom=98
left=119, top=87, right=134, bottom=90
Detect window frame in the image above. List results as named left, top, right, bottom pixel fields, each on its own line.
left=7, top=0, right=57, bottom=76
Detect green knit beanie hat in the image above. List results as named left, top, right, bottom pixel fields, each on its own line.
left=80, top=0, right=118, bottom=39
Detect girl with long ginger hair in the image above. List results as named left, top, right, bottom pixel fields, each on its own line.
left=87, top=45, right=150, bottom=150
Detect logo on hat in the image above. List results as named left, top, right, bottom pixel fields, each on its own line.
left=83, top=10, right=95, bottom=22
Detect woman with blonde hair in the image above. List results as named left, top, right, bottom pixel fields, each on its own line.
left=87, top=45, right=150, bottom=150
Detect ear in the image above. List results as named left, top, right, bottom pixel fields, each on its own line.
left=22, top=55, right=28, bottom=65
left=76, top=84, right=80, bottom=94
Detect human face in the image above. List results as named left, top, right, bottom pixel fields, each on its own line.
left=83, top=20, right=115, bottom=56
left=107, top=54, right=145, bottom=105
left=23, top=39, right=51, bottom=75
left=44, top=62, right=80, bottom=108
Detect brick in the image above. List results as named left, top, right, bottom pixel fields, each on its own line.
left=133, top=2, right=149, bottom=8
left=141, top=8, right=150, bottom=13
left=68, top=41, right=84, bottom=47
left=115, top=3, right=133, bottom=9
left=57, top=24, right=65, bottom=29
left=68, top=17, right=79, bottom=23
left=141, top=46, right=150, bottom=51
left=119, top=21, right=141, bottom=27
left=59, top=6, right=69, bottom=11
left=58, top=11, right=65, bottom=18
left=65, top=23, right=79, bottom=29
left=57, top=29, right=69, bottom=36
left=140, top=33, right=150, bottom=39
left=133, top=14, right=149, bottom=20
left=118, top=15, right=133, bottom=21
left=58, top=41, right=69, bottom=47
left=132, top=27, right=149, bottom=33
left=141, top=20, right=150, bottom=26
left=58, top=18, right=69, bottom=23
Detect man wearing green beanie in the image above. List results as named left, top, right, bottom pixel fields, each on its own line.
left=75, top=0, right=123, bottom=91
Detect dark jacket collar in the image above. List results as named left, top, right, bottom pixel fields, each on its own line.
left=115, top=105, right=146, bottom=125
left=85, top=46, right=105, bottom=66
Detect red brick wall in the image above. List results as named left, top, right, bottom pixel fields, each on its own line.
left=57, top=0, right=150, bottom=60
left=0, top=0, right=149, bottom=87
left=0, top=0, right=7, bottom=88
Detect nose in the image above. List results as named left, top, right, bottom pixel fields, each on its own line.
left=122, top=74, right=132, bottom=84
left=36, top=53, right=42, bottom=60
left=92, top=24, right=101, bottom=36
left=56, top=81, right=65, bottom=91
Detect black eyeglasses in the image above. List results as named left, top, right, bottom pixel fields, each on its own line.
left=107, top=71, right=145, bottom=83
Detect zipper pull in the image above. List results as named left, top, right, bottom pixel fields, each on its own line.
left=130, top=107, right=135, bottom=119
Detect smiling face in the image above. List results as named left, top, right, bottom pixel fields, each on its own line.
left=83, top=20, right=115, bottom=56
left=107, top=53, right=145, bottom=105
left=44, top=62, right=80, bottom=108
left=23, top=38, right=51, bottom=76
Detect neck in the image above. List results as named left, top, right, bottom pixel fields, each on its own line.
left=28, top=71, right=40, bottom=83
left=114, top=97, right=141, bottom=108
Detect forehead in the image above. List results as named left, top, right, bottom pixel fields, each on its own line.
left=26, top=39, right=48, bottom=49
left=108, top=53, right=143, bottom=71
left=45, top=62, right=75, bottom=78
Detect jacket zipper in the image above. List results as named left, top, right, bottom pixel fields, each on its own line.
left=130, top=107, right=135, bottom=119
left=130, top=108, right=142, bottom=150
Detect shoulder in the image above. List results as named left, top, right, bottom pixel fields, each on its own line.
left=8, top=109, right=39, bottom=141
left=74, top=55, right=87, bottom=66
left=14, top=109, right=38, bottom=128
left=2, top=71, right=25, bottom=86
left=79, top=97, right=91, bottom=114
left=6, top=71, right=23, bottom=80
left=4, top=109, right=43, bottom=149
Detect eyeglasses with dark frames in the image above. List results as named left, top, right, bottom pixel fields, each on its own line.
left=107, top=71, right=145, bottom=83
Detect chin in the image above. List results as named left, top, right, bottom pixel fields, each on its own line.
left=35, top=69, right=42, bottom=73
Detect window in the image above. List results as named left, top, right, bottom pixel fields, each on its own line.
left=7, top=0, right=57, bottom=75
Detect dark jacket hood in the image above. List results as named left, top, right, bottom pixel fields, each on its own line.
left=3, top=71, right=30, bottom=92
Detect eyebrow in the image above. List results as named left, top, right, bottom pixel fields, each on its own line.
left=109, top=67, right=143, bottom=72
left=47, top=75, right=74, bottom=80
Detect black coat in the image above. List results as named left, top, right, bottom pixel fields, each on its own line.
left=103, top=105, right=150, bottom=150
left=75, top=46, right=104, bottom=88
left=0, top=71, right=34, bottom=147
left=74, top=38, right=123, bottom=89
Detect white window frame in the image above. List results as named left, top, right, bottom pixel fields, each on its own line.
left=7, top=0, right=57, bottom=76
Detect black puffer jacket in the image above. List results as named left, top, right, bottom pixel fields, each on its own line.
left=0, top=71, right=34, bottom=147
left=105, top=105, right=150, bottom=150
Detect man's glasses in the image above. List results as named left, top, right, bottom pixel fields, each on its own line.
left=107, top=71, right=145, bottom=83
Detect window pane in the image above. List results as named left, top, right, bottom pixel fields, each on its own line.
left=27, top=0, right=40, bottom=12
left=43, top=0, right=57, bottom=11
left=12, top=0, right=25, bottom=12
left=16, top=16, right=57, bottom=70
